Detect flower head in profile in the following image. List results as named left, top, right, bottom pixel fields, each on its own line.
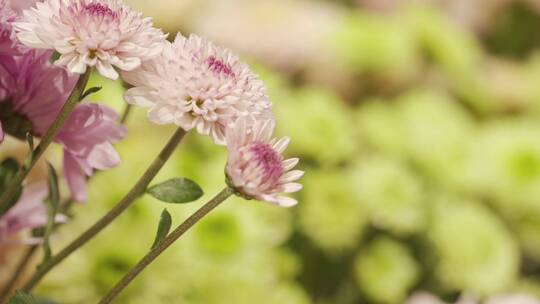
left=0, top=182, right=67, bottom=244
left=14, top=0, right=166, bottom=79
left=0, top=47, right=126, bottom=202
left=123, top=34, right=273, bottom=145
left=56, top=104, right=127, bottom=202
left=0, top=49, right=76, bottom=140
left=225, top=118, right=303, bottom=207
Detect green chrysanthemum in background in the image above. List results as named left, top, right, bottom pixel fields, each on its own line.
left=396, top=89, right=475, bottom=192
left=355, top=99, right=407, bottom=156
left=273, top=87, right=357, bottom=165
left=469, top=119, right=540, bottom=212
left=354, top=237, right=420, bottom=304
left=298, top=170, right=367, bottom=253
left=350, top=156, right=425, bottom=234
left=333, top=12, right=421, bottom=80
left=429, top=196, right=519, bottom=295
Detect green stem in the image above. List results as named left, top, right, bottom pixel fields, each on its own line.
left=0, top=70, right=91, bottom=211
left=21, top=127, right=187, bottom=292
left=98, top=188, right=233, bottom=304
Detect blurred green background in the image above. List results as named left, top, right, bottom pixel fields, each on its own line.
left=18, top=0, right=540, bottom=303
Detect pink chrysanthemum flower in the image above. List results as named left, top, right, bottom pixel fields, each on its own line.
left=123, top=34, right=273, bottom=145
left=0, top=182, right=67, bottom=244
left=56, top=104, right=127, bottom=202
left=13, top=0, right=166, bottom=80
left=225, top=118, right=303, bottom=207
left=0, top=47, right=126, bottom=201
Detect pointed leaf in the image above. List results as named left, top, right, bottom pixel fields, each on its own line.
left=46, top=162, right=60, bottom=209
left=9, top=291, right=57, bottom=304
left=0, top=158, right=19, bottom=190
left=151, top=209, right=172, bottom=249
left=81, top=86, right=102, bottom=100
left=41, top=163, right=60, bottom=263
left=147, top=178, right=203, bottom=204
left=0, top=158, right=22, bottom=215
left=9, top=290, right=36, bottom=304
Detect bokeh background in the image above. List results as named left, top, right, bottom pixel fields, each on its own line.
left=4, top=0, right=540, bottom=303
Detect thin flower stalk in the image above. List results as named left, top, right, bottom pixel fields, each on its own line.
left=21, top=127, right=186, bottom=292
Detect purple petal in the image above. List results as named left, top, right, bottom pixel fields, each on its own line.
left=63, top=151, right=88, bottom=202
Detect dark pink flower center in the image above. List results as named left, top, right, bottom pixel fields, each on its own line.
left=249, top=142, right=284, bottom=185
left=83, top=3, right=118, bottom=18
left=206, top=56, right=235, bottom=78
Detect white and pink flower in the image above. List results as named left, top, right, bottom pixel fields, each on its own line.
left=123, top=34, right=273, bottom=145
left=13, top=0, right=166, bottom=79
left=225, top=118, right=303, bottom=207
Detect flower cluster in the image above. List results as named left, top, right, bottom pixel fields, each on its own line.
left=1, top=0, right=127, bottom=242
left=0, top=19, right=127, bottom=202
left=122, top=32, right=301, bottom=206
left=0, top=0, right=302, bottom=301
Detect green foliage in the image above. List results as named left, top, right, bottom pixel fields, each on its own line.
left=147, top=178, right=204, bottom=204
left=42, top=163, right=60, bottom=263
left=151, top=209, right=172, bottom=249
left=0, top=158, right=22, bottom=215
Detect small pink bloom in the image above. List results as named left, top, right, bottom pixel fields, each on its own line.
left=0, top=182, right=67, bottom=244
left=56, top=104, right=127, bottom=202
left=14, top=0, right=166, bottom=79
left=123, top=34, right=273, bottom=145
left=225, top=118, right=303, bottom=207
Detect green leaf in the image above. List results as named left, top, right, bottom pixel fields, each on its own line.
left=9, top=291, right=36, bottom=304
left=0, top=158, right=22, bottom=215
left=8, top=291, right=57, bottom=304
left=147, top=178, right=203, bottom=204
left=41, top=163, right=60, bottom=263
left=151, top=209, right=172, bottom=249
left=49, top=52, right=61, bottom=64
left=0, top=158, right=19, bottom=190
left=46, top=162, right=60, bottom=209
left=81, top=86, right=102, bottom=100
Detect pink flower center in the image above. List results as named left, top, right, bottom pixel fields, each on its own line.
left=83, top=3, right=118, bottom=19
left=206, top=56, right=235, bottom=78
left=249, top=142, right=284, bottom=185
